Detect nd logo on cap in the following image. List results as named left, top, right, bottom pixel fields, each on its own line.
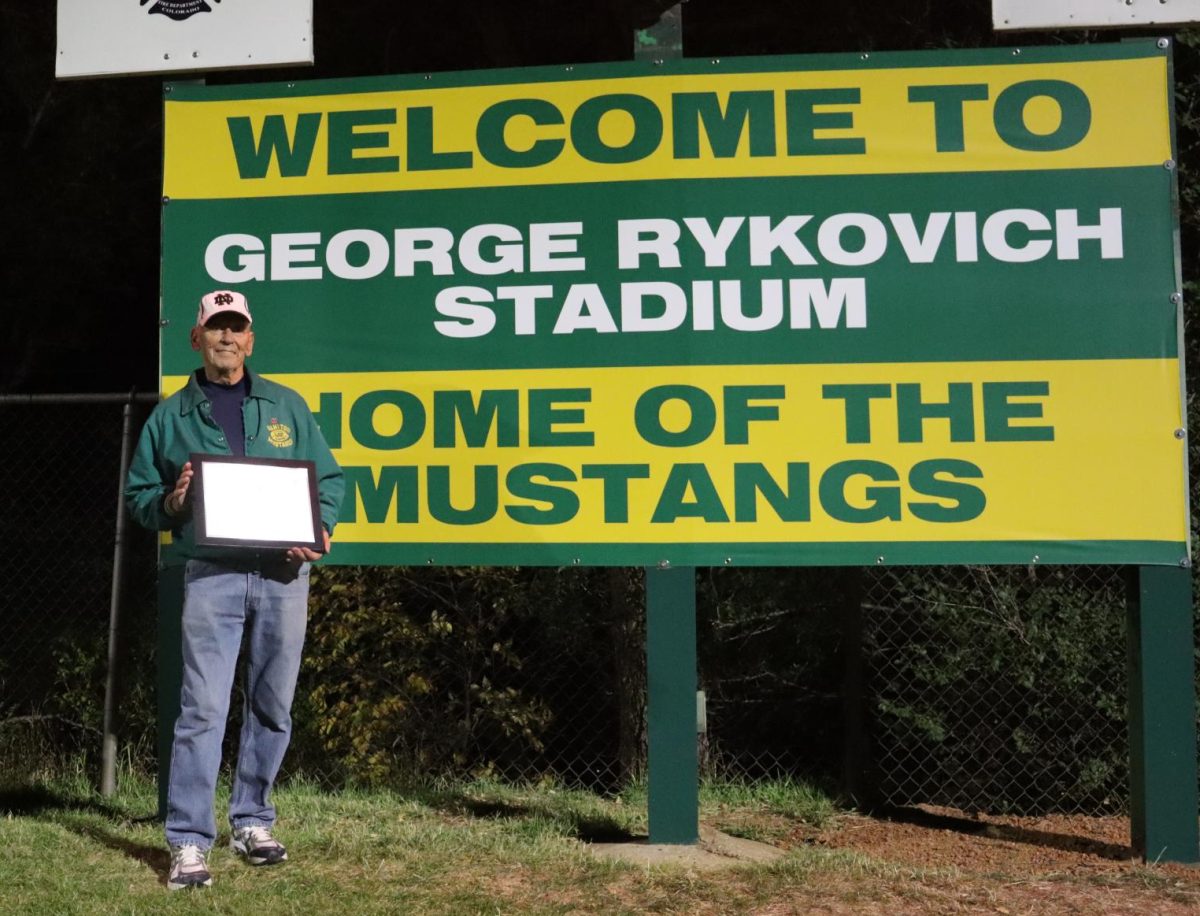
left=196, top=290, right=252, bottom=327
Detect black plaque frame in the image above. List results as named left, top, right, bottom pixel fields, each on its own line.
left=191, top=452, right=323, bottom=552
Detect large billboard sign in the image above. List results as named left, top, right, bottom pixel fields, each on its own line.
left=160, top=42, right=1188, bottom=567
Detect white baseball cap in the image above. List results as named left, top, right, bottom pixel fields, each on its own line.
left=196, top=290, right=252, bottom=326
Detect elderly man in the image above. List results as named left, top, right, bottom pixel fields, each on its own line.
left=126, top=290, right=344, bottom=891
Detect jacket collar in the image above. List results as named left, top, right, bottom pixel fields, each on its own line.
left=178, top=366, right=279, bottom=416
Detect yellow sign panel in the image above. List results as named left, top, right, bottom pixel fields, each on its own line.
left=165, top=358, right=1186, bottom=548
left=163, top=57, right=1170, bottom=200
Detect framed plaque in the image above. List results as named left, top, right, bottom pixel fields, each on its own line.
left=191, top=453, right=323, bottom=552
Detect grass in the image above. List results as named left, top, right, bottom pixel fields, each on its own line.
left=2, top=769, right=1197, bottom=914
left=0, top=768, right=851, bottom=915
left=698, top=775, right=839, bottom=843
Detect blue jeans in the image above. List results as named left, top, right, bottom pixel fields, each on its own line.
left=165, top=558, right=310, bottom=849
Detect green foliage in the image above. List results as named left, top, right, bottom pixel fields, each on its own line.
left=300, top=565, right=622, bottom=786
left=697, top=567, right=852, bottom=782
left=866, top=566, right=1129, bottom=814
left=2, top=592, right=159, bottom=778
left=302, top=566, right=546, bottom=783
left=45, top=631, right=107, bottom=736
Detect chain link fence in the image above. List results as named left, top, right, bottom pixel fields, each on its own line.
left=0, top=397, right=159, bottom=776
left=863, top=564, right=1131, bottom=814
left=0, top=399, right=1181, bottom=817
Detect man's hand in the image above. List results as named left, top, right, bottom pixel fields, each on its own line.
left=286, top=528, right=331, bottom=564
left=164, top=461, right=193, bottom=516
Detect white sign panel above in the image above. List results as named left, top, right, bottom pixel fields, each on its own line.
left=56, top=0, right=313, bottom=79
left=994, top=0, right=1200, bottom=30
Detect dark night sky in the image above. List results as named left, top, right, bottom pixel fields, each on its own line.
left=0, top=1, right=1071, bottom=394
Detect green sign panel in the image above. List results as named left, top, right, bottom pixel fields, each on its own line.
left=161, top=42, right=1187, bottom=566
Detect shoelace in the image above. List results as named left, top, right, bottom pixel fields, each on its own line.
left=242, top=826, right=277, bottom=847
left=174, top=845, right=206, bottom=869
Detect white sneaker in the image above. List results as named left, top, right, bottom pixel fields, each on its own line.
left=230, top=825, right=288, bottom=866
left=167, top=844, right=212, bottom=890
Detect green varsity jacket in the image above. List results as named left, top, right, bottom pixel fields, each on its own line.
left=124, top=367, right=344, bottom=560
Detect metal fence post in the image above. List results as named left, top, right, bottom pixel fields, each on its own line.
left=1126, top=565, right=1199, bottom=863
left=100, top=392, right=139, bottom=796
left=157, top=562, right=185, bottom=819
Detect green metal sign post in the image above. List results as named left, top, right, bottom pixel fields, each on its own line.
left=1127, top=565, right=1199, bottom=863
left=645, top=565, right=699, bottom=844
left=636, top=3, right=698, bottom=847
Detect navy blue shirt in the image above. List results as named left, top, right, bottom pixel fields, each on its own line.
left=198, top=370, right=249, bottom=457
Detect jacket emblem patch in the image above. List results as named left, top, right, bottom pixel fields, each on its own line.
left=266, top=418, right=294, bottom=448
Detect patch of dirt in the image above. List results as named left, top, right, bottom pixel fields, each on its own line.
left=581, top=807, right=1200, bottom=913
left=776, top=805, right=1200, bottom=914
left=804, top=806, right=1176, bottom=873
